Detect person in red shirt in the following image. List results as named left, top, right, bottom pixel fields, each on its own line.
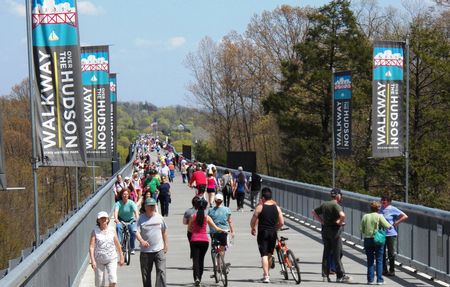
left=189, top=164, right=207, bottom=197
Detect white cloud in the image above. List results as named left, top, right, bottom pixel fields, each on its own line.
left=5, top=0, right=25, bottom=17
left=77, top=1, right=105, bottom=16
left=168, top=37, right=186, bottom=48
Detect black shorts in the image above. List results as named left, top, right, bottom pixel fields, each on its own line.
left=206, top=188, right=216, bottom=194
left=211, top=232, right=228, bottom=247
left=257, top=229, right=277, bottom=257
left=197, top=184, right=206, bottom=193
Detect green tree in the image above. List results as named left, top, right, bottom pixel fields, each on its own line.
left=264, top=0, right=371, bottom=184
left=406, top=11, right=450, bottom=207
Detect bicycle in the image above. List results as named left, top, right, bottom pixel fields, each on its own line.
left=210, top=232, right=230, bottom=286
left=274, top=227, right=301, bottom=284
left=120, top=220, right=134, bottom=266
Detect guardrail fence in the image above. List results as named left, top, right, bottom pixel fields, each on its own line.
left=1, top=163, right=449, bottom=286
left=0, top=161, right=133, bottom=287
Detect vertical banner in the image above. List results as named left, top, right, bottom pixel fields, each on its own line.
left=109, top=73, right=118, bottom=156
left=31, top=0, right=86, bottom=167
left=0, top=114, right=6, bottom=189
left=372, top=41, right=404, bottom=158
left=333, top=71, right=352, bottom=155
left=81, top=45, right=111, bottom=161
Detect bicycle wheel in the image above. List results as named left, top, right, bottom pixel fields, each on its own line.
left=218, top=254, right=228, bottom=287
left=211, top=249, right=219, bottom=283
left=123, top=232, right=130, bottom=266
left=276, top=247, right=288, bottom=280
left=286, top=249, right=301, bottom=284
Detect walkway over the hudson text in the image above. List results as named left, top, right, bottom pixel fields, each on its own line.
left=79, top=172, right=443, bottom=287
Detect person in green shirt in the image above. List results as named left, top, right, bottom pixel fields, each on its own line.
left=360, top=201, right=392, bottom=285
left=312, top=188, right=351, bottom=283
left=145, top=170, right=160, bottom=200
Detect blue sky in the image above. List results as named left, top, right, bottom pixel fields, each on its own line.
left=1, top=0, right=413, bottom=107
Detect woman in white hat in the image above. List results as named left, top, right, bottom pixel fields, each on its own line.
left=89, top=211, right=124, bottom=287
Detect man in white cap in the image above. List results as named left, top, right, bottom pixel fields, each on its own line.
left=208, top=193, right=235, bottom=254
left=136, top=198, right=168, bottom=287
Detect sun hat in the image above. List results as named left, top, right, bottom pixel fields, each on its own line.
left=145, top=198, right=157, bottom=206
left=97, top=211, right=109, bottom=219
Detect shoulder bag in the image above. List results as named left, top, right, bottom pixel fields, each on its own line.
left=373, top=214, right=386, bottom=245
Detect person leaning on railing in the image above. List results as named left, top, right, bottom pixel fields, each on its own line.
left=379, top=195, right=408, bottom=277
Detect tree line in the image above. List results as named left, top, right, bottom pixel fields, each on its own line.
left=185, top=0, right=450, bottom=208
left=0, top=83, right=201, bottom=269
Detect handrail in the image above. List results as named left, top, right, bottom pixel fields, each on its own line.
left=217, top=166, right=450, bottom=284
left=0, top=159, right=133, bottom=287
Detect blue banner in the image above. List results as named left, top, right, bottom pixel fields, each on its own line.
left=333, top=71, right=352, bottom=155
left=81, top=45, right=111, bottom=161
left=372, top=41, right=404, bottom=158
left=110, top=73, right=117, bottom=157
left=31, top=0, right=86, bottom=167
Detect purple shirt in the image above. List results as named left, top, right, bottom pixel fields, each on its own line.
left=380, top=205, right=403, bottom=237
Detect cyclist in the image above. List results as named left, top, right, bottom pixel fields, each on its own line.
left=250, top=188, right=284, bottom=283
left=114, top=188, right=139, bottom=255
left=189, top=164, right=207, bottom=197
left=208, top=193, right=235, bottom=255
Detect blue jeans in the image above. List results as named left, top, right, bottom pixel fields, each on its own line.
left=364, top=238, right=384, bottom=283
left=116, top=221, right=137, bottom=250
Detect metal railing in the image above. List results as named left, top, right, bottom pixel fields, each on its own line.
left=257, top=173, right=450, bottom=284
left=2, top=162, right=449, bottom=285
left=0, top=161, right=133, bottom=287
left=215, top=167, right=450, bottom=283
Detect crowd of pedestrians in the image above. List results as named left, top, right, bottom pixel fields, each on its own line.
left=88, top=134, right=410, bottom=286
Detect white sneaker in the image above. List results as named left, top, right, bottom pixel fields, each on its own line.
left=262, top=275, right=270, bottom=283
left=130, top=250, right=135, bottom=255
left=336, top=275, right=351, bottom=283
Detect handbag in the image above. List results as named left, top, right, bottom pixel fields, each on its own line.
left=373, top=215, right=386, bottom=245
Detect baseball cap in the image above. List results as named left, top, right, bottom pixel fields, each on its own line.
left=215, top=193, right=224, bottom=201
left=124, top=176, right=130, bottom=181
left=237, top=166, right=243, bottom=171
left=97, top=211, right=109, bottom=219
left=145, top=198, right=157, bottom=206
left=330, top=188, right=342, bottom=197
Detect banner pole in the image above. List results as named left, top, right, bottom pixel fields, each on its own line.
left=92, top=161, right=96, bottom=193
left=405, top=38, right=410, bottom=203
left=25, top=0, right=40, bottom=247
left=331, top=68, right=336, bottom=188
left=75, top=167, right=79, bottom=209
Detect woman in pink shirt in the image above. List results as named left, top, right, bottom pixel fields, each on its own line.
left=206, top=171, right=218, bottom=208
left=188, top=198, right=225, bottom=286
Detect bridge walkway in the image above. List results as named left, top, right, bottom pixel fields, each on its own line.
left=79, top=172, right=439, bottom=287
